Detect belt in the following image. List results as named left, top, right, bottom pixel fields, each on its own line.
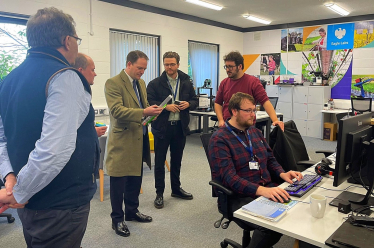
left=169, top=120, right=180, bottom=125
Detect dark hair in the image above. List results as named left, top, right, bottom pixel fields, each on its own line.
left=163, top=51, right=180, bottom=64
left=26, top=7, right=76, bottom=48
left=228, top=92, right=255, bottom=116
left=73, top=53, right=89, bottom=69
left=126, top=50, right=149, bottom=65
left=319, top=28, right=326, bottom=33
left=223, top=51, right=244, bottom=69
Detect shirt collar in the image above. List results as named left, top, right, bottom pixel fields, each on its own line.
left=167, top=74, right=178, bottom=82
left=123, top=69, right=134, bottom=82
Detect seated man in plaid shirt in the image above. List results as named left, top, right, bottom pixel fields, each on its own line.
left=209, top=92, right=303, bottom=248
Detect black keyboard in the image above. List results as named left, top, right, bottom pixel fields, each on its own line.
left=284, top=174, right=323, bottom=197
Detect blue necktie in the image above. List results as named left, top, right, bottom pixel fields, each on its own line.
left=133, top=80, right=147, bottom=135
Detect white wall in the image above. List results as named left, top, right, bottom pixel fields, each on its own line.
left=0, top=0, right=244, bottom=110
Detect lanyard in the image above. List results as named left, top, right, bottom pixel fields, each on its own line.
left=167, top=78, right=179, bottom=101
left=225, top=122, right=254, bottom=159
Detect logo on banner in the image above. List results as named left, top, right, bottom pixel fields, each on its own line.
left=335, top=28, right=346, bottom=39
left=327, top=23, right=354, bottom=50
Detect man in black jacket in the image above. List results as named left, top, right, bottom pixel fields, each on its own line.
left=147, top=51, right=198, bottom=209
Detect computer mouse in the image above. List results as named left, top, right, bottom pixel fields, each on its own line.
left=271, top=196, right=291, bottom=203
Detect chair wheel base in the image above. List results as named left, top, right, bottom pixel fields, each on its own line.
left=220, top=238, right=242, bottom=248
left=220, top=241, right=228, bottom=248
left=7, top=216, right=15, bottom=223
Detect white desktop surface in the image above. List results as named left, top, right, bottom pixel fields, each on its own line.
left=320, top=109, right=348, bottom=114
left=233, top=158, right=367, bottom=247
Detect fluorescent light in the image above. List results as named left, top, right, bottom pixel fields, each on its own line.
left=243, top=15, right=271, bottom=25
left=185, top=0, right=223, bottom=11
left=324, top=3, right=350, bottom=16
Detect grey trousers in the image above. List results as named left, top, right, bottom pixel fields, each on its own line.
left=17, top=203, right=90, bottom=248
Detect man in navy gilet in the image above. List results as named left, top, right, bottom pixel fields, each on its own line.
left=0, top=7, right=99, bottom=248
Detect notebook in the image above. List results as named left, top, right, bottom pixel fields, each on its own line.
left=241, top=196, right=297, bottom=222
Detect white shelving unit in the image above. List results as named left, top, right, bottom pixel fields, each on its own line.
left=266, top=85, right=331, bottom=138
left=293, top=86, right=331, bottom=138
left=266, top=85, right=293, bottom=123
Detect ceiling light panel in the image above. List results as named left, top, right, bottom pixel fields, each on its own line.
left=185, top=0, right=223, bottom=11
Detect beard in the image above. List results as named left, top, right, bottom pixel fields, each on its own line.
left=227, top=68, right=239, bottom=79
left=237, top=115, right=254, bottom=129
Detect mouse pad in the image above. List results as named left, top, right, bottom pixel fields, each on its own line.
left=325, top=220, right=374, bottom=248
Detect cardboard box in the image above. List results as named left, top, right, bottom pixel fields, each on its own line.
left=323, top=122, right=337, bottom=141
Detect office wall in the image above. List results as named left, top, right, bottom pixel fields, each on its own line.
left=243, top=23, right=374, bottom=108
left=1, top=0, right=243, bottom=110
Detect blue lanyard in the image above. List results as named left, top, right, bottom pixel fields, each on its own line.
left=167, top=78, right=179, bottom=101
left=225, top=122, right=254, bottom=159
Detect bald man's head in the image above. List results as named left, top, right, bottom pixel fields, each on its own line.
left=74, top=53, right=97, bottom=85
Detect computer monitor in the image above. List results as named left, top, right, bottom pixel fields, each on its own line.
left=333, top=112, right=372, bottom=187
left=330, top=112, right=374, bottom=210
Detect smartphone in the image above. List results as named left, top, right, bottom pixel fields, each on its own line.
left=174, top=100, right=181, bottom=105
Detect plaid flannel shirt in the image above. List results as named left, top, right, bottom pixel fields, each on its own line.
left=208, top=121, right=284, bottom=198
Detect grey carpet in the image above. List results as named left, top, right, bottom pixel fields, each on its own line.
left=0, top=134, right=336, bottom=247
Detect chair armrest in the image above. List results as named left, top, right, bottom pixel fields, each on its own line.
left=297, top=160, right=317, bottom=167
left=315, top=150, right=334, bottom=157
left=210, top=116, right=218, bottom=122
left=209, top=180, right=233, bottom=196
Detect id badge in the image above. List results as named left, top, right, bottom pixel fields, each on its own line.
left=249, top=161, right=259, bottom=170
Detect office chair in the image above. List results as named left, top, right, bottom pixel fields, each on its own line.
left=269, top=120, right=333, bottom=173
left=260, top=97, right=278, bottom=111
left=200, top=133, right=252, bottom=248
left=0, top=181, right=15, bottom=224
left=351, top=98, right=372, bottom=115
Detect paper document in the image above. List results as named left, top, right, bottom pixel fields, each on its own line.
left=142, top=95, right=172, bottom=126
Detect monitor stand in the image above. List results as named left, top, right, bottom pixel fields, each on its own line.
left=329, top=191, right=374, bottom=215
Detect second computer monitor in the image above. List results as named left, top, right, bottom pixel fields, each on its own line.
left=333, top=112, right=373, bottom=187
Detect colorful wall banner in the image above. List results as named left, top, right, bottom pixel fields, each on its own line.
left=331, top=61, right=352, bottom=100
left=327, top=23, right=355, bottom=50
left=302, top=25, right=328, bottom=51
left=351, top=75, right=374, bottom=98
left=354, top=21, right=374, bottom=49
left=243, top=54, right=260, bottom=72
left=260, top=53, right=280, bottom=75
left=281, top=28, right=303, bottom=53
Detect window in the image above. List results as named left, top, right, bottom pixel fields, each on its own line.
left=0, top=12, right=28, bottom=80
left=109, top=29, right=160, bottom=84
left=188, top=40, right=219, bottom=93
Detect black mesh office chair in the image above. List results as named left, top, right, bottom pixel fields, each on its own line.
left=260, top=97, right=278, bottom=111
left=0, top=181, right=15, bottom=224
left=200, top=133, right=252, bottom=248
left=351, top=98, right=372, bottom=115
left=269, top=120, right=333, bottom=173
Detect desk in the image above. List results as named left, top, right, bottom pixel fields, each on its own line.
left=233, top=159, right=367, bottom=247
left=320, top=109, right=348, bottom=139
left=190, top=111, right=283, bottom=141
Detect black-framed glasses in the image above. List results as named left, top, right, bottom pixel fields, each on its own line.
left=239, top=108, right=257, bottom=114
left=223, top=65, right=237, bottom=70
left=164, top=63, right=177, bottom=67
left=70, top=35, right=82, bottom=45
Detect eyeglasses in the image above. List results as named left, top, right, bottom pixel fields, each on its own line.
left=223, top=65, right=237, bottom=70
left=239, top=108, right=257, bottom=114
left=164, top=63, right=177, bottom=67
left=70, top=35, right=82, bottom=45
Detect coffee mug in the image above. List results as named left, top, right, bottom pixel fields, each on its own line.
left=310, top=194, right=327, bottom=218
